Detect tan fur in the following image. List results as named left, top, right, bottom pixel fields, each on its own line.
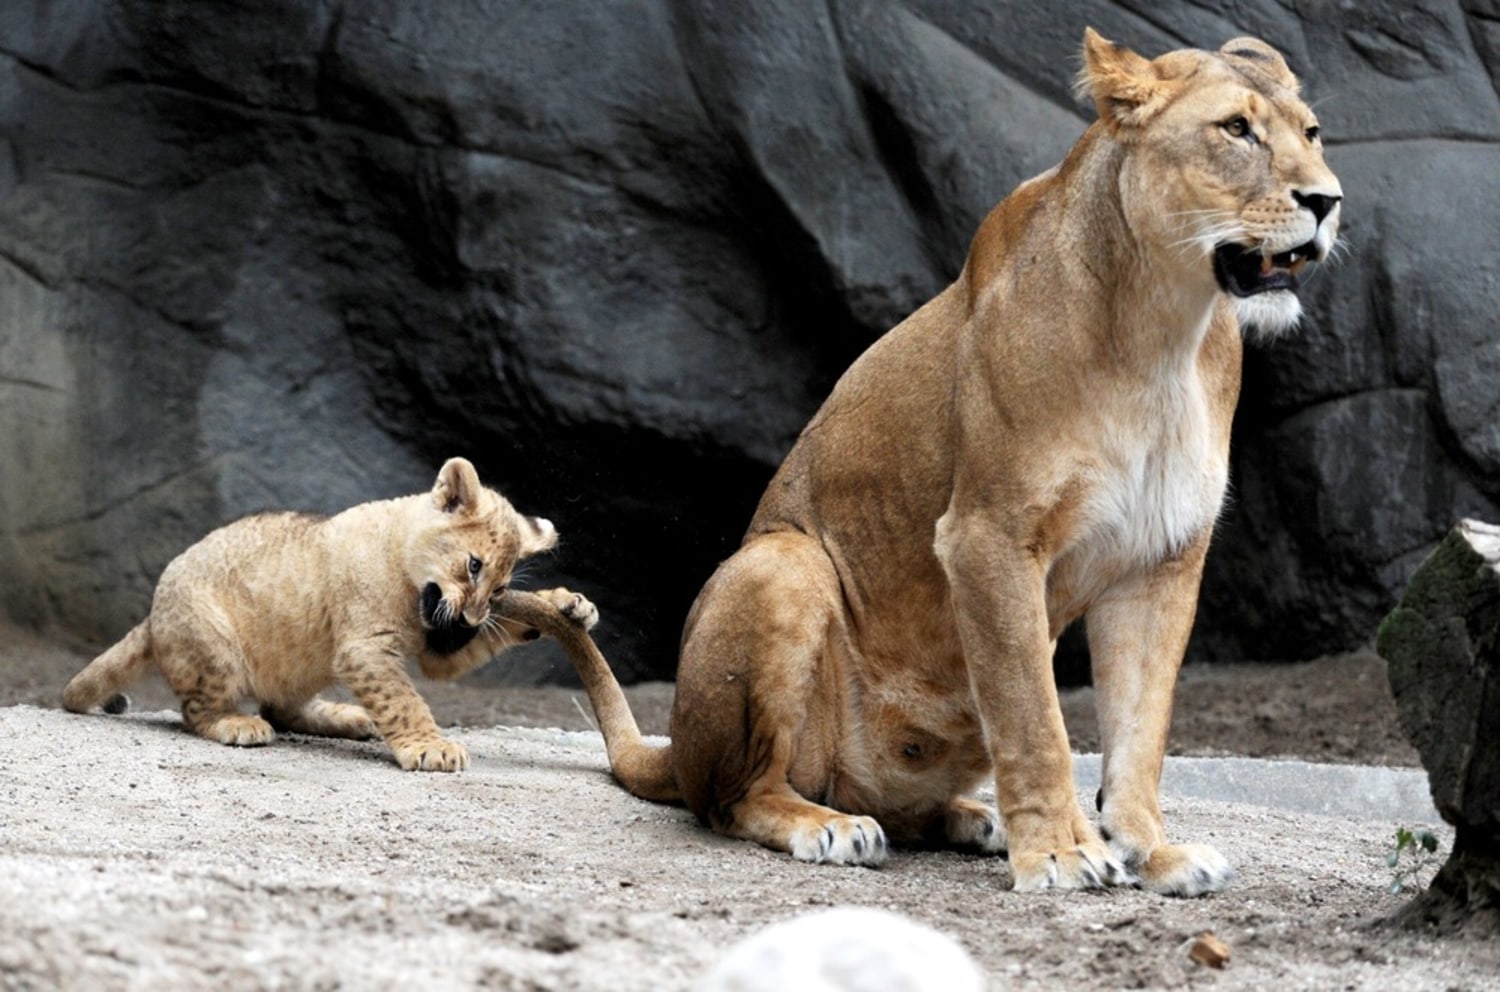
left=490, top=589, right=678, bottom=801
left=575, top=31, right=1342, bottom=894
left=63, top=458, right=596, bottom=772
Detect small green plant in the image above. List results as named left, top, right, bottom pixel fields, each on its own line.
left=1386, top=826, right=1441, bottom=894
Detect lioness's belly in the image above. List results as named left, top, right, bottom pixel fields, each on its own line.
left=817, top=651, right=993, bottom=837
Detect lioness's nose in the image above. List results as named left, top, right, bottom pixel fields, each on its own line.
left=1293, top=190, right=1341, bottom=224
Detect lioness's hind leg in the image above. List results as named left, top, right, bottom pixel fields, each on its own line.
left=674, top=533, right=886, bottom=865
left=262, top=698, right=378, bottom=740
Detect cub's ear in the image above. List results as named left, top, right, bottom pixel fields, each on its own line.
left=1076, top=27, right=1176, bottom=134
left=521, top=516, right=559, bottom=555
left=433, top=457, right=482, bottom=515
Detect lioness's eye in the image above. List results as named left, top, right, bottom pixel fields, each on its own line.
left=1305, top=124, right=1321, bottom=143
left=1222, top=116, right=1256, bottom=143
left=467, top=555, right=482, bottom=577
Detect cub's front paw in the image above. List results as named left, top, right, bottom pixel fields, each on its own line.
left=392, top=737, right=470, bottom=772
left=542, top=587, right=599, bottom=631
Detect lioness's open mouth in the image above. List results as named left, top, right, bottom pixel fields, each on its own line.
left=1213, top=241, right=1317, bottom=297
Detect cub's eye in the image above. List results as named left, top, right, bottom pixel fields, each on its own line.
left=1305, top=124, right=1321, bottom=143
left=1222, top=116, right=1257, bottom=144
left=467, top=555, right=482, bottom=578
left=489, top=582, right=510, bottom=602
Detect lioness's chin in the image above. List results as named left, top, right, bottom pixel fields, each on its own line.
left=1232, top=290, right=1302, bottom=342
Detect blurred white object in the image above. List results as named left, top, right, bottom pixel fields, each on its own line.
left=698, top=906, right=985, bottom=992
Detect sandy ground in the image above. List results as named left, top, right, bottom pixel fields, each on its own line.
left=3, top=622, right=1496, bottom=991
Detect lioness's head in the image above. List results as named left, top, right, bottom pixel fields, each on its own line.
left=1078, top=28, right=1342, bottom=338
left=408, top=457, right=558, bottom=654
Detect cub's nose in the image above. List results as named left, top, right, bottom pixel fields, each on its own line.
left=1292, top=190, right=1341, bottom=225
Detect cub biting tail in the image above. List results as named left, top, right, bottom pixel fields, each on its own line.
left=63, top=457, right=596, bottom=772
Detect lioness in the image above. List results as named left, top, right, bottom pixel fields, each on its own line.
left=565, top=30, right=1343, bottom=894
left=63, top=457, right=597, bottom=772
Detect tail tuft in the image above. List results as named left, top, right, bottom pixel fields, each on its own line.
left=101, top=694, right=131, bottom=715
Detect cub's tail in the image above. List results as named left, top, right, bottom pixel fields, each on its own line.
left=62, top=621, right=153, bottom=715
left=498, top=590, right=679, bottom=803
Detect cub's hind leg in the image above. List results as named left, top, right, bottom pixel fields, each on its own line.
left=673, top=532, right=886, bottom=866
left=154, top=622, right=273, bottom=747
left=262, top=698, right=377, bottom=740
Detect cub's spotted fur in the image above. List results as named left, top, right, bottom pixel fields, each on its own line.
left=63, top=458, right=597, bottom=771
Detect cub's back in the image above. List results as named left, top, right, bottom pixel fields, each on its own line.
left=151, top=512, right=335, bottom=638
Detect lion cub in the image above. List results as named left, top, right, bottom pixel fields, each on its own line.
left=63, top=457, right=596, bottom=771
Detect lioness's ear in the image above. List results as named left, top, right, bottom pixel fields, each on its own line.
left=1219, top=36, right=1300, bottom=93
left=521, top=516, right=558, bottom=555
left=1076, top=27, right=1175, bottom=134
left=433, top=457, right=482, bottom=515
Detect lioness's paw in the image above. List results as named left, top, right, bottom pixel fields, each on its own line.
left=542, top=587, right=598, bottom=631
left=393, top=737, right=470, bottom=772
left=1121, top=841, right=1233, bottom=897
left=789, top=815, right=888, bottom=867
left=1010, top=843, right=1135, bottom=892
left=944, top=798, right=1007, bottom=855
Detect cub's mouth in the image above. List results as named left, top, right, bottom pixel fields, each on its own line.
left=420, top=581, right=480, bottom=655
left=1213, top=241, right=1318, bottom=297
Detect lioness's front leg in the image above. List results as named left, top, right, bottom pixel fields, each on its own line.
left=337, top=638, right=468, bottom=771
left=935, top=510, right=1131, bottom=892
left=1088, top=537, right=1233, bottom=895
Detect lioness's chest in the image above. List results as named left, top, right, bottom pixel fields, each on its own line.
left=1051, top=382, right=1227, bottom=605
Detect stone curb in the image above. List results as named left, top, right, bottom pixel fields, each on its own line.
left=1073, top=754, right=1439, bottom=825
left=505, top=726, right=1442, bottom=826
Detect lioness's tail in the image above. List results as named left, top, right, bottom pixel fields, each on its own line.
left=62, top=621, right=152, bottom=716
left=498, top=590, right=679, bottom=803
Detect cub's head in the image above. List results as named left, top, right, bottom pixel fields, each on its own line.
left=1078, top=28, right=1342, bottom=338
left=407, top=457, right=558, bottom=654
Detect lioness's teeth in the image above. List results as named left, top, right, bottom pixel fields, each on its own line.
left=1289, top=257, right=1307, bottom=276
left=1259, top=253, right=1274, bottom=275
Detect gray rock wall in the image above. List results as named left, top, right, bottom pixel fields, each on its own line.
left=2, top=0, right=1497, bottom=683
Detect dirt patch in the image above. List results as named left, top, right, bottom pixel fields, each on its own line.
left=5, top=622, right=1487, bottom=991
